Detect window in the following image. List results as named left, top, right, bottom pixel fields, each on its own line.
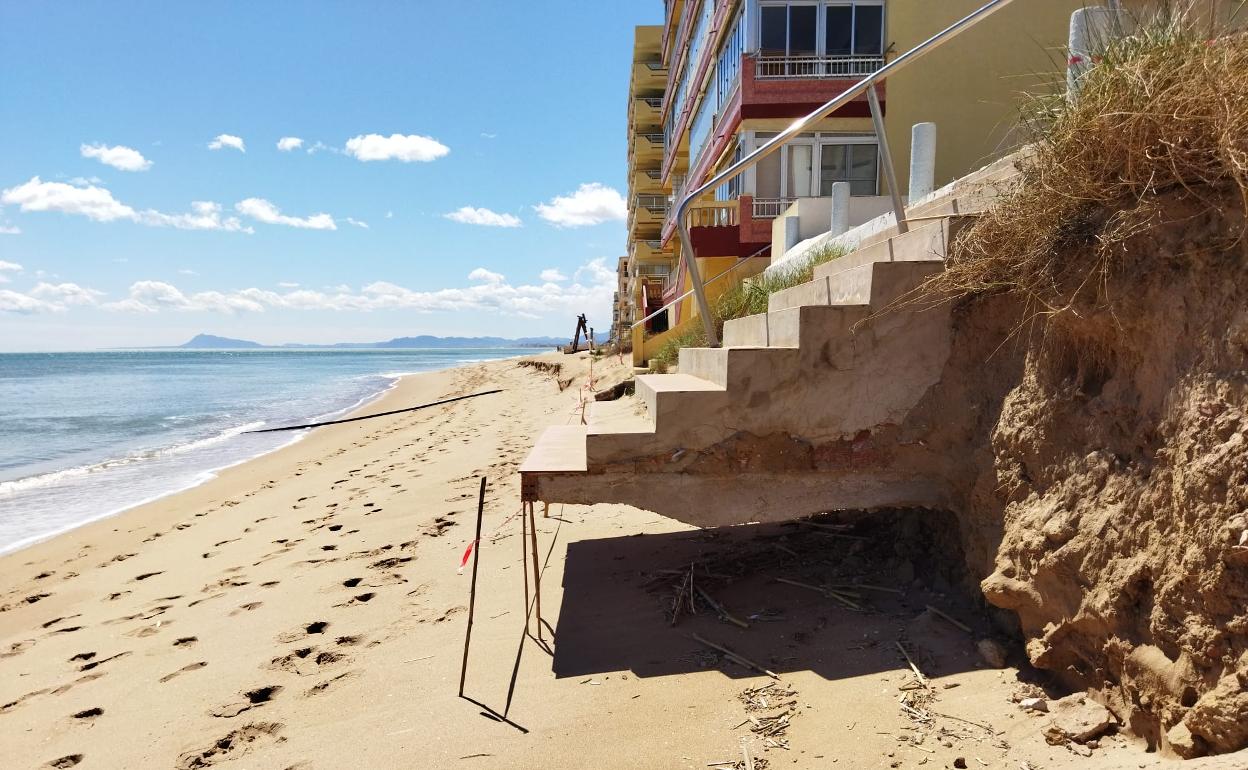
left=752, top=133, right=879, bottom=199
left=758, top=2, right=885, bottom=64
left=819, top=142, right=878, bottom=196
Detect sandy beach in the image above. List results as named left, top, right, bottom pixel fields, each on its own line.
left=0, top=351, right=1241, bottom=769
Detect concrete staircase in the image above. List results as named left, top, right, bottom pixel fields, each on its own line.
left=520, top=157, right=1020, bottom=528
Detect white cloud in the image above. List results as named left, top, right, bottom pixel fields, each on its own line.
left=178, top=269, right=199, bottom=276
left=80, top=143, right=153, bottom=172
left=534, top=183, right=627, bottom=228
left=0, top=261, right=21, bottom=273
left=345, top=217, right=369, bottom=229
left=81, top=257, right=616, bottom=321
left=444, top=206, right=522, bottom=228
left=468, top=268, right=505, bottom=284
left=30, top=282, right=103, bottom=305
left=276, top=136, right=304, bottom=152
left=480, top=132, right=498, bottom=139
left=0, top=280, right=104, bottom=314
left=2, top=176, right=135, bottom=222
left=138, top=201, right=251, bottom=232
left=104, top=280, right=264, bottom=314
left=0, top=225, right=19, bottom=235
left=1, top=178, right=249, bottom=232
left=208, top=134, right=246, bottom=152
left=384, top=210, right=394, bottom=219
left=0, top=289, right=62, bottom=314
left=540, top=269, right=568, bottom=282
left=235, top=198, right=336, bottom=230
left=344, top=133, right=449, bottom=163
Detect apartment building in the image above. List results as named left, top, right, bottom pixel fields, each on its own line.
left=624, top=0, right=1090, bottom=363
left=624, top=25, right=673, bottom=346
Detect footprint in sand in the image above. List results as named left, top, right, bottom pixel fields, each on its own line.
left=159, top=661, right=207, bottom=683
left=332, top=593, right=375, bottom=608
left=268, top=647, right=347, bottom=676
left=228, top=602, right=263, bottom=616
left=209, top=685, right=282, bottom=718
left=46, top=755, right=84, bottom=768
left=274, top=621, right=329, bottom=644
left=302, top=671, right=358, bottom=698
left=175, top=722, right=284, bottom=769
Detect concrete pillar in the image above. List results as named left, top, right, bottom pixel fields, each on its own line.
left=829, top=181, right=851, bottom=237
left=784, top=215, right=801, bottom=253
left=908, top=123, right=937, bottom=202
left=1068, top=7, right=1124, bottom=97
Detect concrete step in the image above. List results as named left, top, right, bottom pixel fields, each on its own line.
left=722, top=312, right=772, bottom=348
left=519, top=425, right=587, bottom=475
left=678, top=346, right=803, bottom=390
left=757, top=303, right=873, bottom=349
left=587, top=397, right=653, bottom=435
left=635, top=373, right=726, bottom=420
left=768, top=257, right=944, bottom=314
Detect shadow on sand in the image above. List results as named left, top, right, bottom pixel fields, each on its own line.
left=551, top=513, right=996, bottom=684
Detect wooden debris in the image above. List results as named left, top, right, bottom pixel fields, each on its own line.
left=696, top=586, right=750, bottom=629
left=895, top=641, right=930, bottom=688
left=774, top=577, right=863, bottom=611
left=925, top=604, right=972, bottom=633
left=691, top=633, right=779, bottom=680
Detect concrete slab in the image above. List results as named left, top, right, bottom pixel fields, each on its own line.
left=519, top=425, right=587, bottom=473
left=723, top=313, right=769, bottom=347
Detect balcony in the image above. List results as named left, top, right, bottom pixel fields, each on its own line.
left=631, top=60, right=667, bottom=94
left=631, top=132, right=665, bottom=165
left=629, top=194, right=669, bottom=237
left=633, top=96, right=663, bottom=130
left=632, top=167, right=663, bottom=195
left=629, top=238, right=669, bottom=264
left=754, top=55, right=885, bottom=80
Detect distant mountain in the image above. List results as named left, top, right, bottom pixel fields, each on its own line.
left=180, top=334, right=264, bottom=349
left=174, top=332, right=609, bottom=350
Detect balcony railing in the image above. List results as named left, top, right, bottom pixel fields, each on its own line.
left=686, top=201, right=739, bottom=228
left=636, top=194, right=670, bottom=213
left=751, top=197, right=797, bottom=219
left=755, top=55, right=886, bottom=80
left=638, top=132, right=666, bottom=147
left=643, top=96, right=663, bottom=109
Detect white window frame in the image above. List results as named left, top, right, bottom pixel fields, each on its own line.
left=743, top=131, right=880, bottom=199
left=750, top=0, right=886, bottom=59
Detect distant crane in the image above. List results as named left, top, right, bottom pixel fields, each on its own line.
left=567, top=314, right=589, bottom=354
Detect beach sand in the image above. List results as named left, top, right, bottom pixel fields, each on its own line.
left=1, top=351, right=1241, bottom=769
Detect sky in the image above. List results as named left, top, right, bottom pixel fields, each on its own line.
left=0, top=1, right=662, bottom=350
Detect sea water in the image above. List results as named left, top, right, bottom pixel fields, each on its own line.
left=0, top=349, right=531, bottom=554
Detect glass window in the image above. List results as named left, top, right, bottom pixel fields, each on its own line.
left=825, top=6, right=853, bottom=56
left=819, top=144, right=849, bottom=194
left=756, top=152, right=782, bottom=199
left=787, top=144, right=814, bottom=197
left=760, top=7, right=788, bottom=56
left=854, top=5, right=884, bottom=55
left=789, top=6, right=818, bottom=57
left=848, top=144, right=879, bottom=196
left=819, top=142, right=878, bottom=196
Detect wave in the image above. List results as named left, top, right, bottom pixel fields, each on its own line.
left=0, top=420, right=267, bottom=497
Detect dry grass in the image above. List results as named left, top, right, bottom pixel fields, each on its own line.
left=924, top=7, right=1248, bottom=320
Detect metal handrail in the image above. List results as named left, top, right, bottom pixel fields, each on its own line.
left=675, top=0, right=1021, bottom=347
left=631, top=242, right=772, bottom=332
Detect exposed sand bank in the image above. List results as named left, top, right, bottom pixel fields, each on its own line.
left=1, top=352, right=1242, bottom=769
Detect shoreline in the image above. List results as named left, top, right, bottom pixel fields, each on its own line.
left=0, top=351, right=530, bottom=558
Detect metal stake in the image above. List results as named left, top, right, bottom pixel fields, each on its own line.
left=458, top=476, right=488, bottom=697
